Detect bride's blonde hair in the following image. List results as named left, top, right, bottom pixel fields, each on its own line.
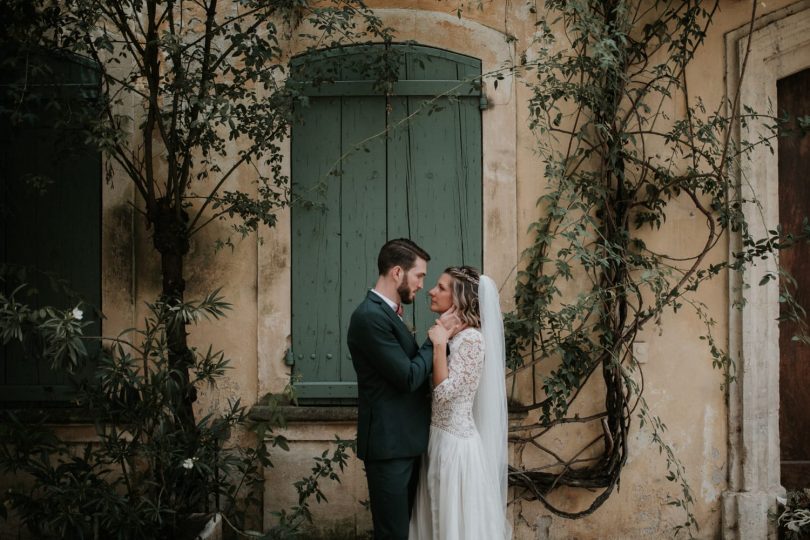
left=445, top=266, right=481, bottom=328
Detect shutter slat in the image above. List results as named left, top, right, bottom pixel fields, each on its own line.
left=339, top=96, right=387, bottom=384
left=291, top=97, right=343, bottom=392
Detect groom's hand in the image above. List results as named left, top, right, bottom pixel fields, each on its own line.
left=428, top=323, right=450, bottom=346
left=437, top=308, right=464, bottom=337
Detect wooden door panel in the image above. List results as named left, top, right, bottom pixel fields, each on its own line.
left=290, top=45, right=482, bottom=401
left=339, top=96, right=388, bottom=383
left=405, top=94, right=481, bottom=339
left=0, top=53, right=101, bottom=401
left=778, top=66, right=810, bottom=489
left=291, top=97, right=343, bottom=395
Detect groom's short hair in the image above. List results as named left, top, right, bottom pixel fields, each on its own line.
left=377, top=238, right=431, bottom=275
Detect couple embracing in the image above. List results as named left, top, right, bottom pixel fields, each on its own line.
left=348, top=239, right=511, bottom=540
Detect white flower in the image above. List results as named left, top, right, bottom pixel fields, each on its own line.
left=71, top=307, right=83, bottom=320
left=181, top=458, right=197, bottom=470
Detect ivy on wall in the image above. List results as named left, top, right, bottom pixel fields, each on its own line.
left=501, top=0, right=809, bottom=533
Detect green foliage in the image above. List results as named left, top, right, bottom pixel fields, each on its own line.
left=778, top=489, right=810, bottom=540
left=0, top=2, right=392, bottom=537
left=0, top=285, right=89, bottom=371
left=639, top=399, right=697, bottom=536
left=0, top=288, right=347, bottom=539
left=0, top=0, right=397, bottom=247
left=504, top=0, right=807, bottom=531
left=0, top=0, right=407, bottom=440
left=267, top=436, right=354, bottom=538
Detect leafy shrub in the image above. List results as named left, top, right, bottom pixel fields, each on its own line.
left=778, top=489, right=810, bottom=540
left=0, top=286, right=350, bottom=539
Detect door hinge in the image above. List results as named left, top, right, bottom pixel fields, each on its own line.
left=284, top=348, right=295, bottom=366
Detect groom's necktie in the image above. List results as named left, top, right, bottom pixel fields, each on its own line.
left=395, top=304, right=404, bottom=318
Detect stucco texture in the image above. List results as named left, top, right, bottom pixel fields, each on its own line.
left=87, top=0, right=806, bottom=538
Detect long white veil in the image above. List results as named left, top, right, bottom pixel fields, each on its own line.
left=473, top=275, right=511, bottom=538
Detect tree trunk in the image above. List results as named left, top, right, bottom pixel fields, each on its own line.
left=152, top=196, right=196, bottom=431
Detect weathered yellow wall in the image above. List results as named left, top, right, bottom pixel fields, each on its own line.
left=101, top=0, right=801, bottom=538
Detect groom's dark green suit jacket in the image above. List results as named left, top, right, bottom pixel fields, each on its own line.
left=348, top=291, right=433, bottom=461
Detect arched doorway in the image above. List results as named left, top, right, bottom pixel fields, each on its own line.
left=289, top=44, right=483, bottom=402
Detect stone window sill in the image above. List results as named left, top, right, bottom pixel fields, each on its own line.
left=249, top=404, right=358, bottom=424
left=248, top=402, right=527, bottom=424
left=0, top=406, right=96, bottom=425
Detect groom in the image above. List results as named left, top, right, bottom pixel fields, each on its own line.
left=347, top=238, right=434, bottom=540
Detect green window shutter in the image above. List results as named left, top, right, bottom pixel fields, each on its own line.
left=290, top=45, right=482, bottom=402
left=290, top=95, right=346, bottom=398
left=0, top=52, right=102, bottom=403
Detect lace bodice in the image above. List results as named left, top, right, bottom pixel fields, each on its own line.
left=431, top=328, right=484, bottom=438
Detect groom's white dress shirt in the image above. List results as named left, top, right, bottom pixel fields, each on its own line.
left=371, top=289, right=401, bottom=319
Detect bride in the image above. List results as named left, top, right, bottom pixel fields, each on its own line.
left=408, top=266, right=511, bottom=540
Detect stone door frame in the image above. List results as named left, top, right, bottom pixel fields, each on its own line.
left=723, top=2, right=810, bottom=538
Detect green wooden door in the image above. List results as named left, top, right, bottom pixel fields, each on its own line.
left=290, top=45, right=482, bottom=402
left=0, top=52, right=101, bottom=403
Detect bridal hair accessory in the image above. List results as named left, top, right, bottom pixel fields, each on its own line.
left=474, top=275, right=512, bottom=538
left=446, top=266, right=480, bottom=287
left=446, top=266, right=481, bottom=328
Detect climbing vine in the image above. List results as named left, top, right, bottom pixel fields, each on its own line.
left=503, top=0, right=807, bottom=532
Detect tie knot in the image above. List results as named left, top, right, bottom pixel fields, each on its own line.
left=395, top=304, right=404, bottom=317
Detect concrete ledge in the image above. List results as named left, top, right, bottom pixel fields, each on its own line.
left=249, top=405, right=358, bottom=423
left=1, top=407, right=94, bottom=425
left=250, top=404, right=527, bottom=424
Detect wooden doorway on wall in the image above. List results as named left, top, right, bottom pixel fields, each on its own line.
left=289, top=45, right=483, bottom=402
left=778, top=66, right=810, bottom=489
left=0, top=52, right=102, bottom=404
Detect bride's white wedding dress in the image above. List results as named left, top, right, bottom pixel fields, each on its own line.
left=408, top=327, right=509, bottom=540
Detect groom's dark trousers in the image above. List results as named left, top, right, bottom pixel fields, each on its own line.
left=348, top=291, right=433, bottom=540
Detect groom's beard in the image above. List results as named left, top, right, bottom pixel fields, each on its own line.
left=397, top=280, right=415, bottom=305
